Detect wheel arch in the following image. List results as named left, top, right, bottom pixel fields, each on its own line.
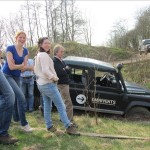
left=124, top=101, right=150, bottom=115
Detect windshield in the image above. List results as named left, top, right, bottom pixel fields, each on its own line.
left=143, top=40, right=150, bottom=45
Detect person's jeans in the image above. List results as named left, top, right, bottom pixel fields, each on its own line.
left=37, top=82, right=71, bottom=129
left=40, top=93, right=44, bottom=109
left=4, top=74, right=28, bottom=126
left=20, top=77, right=34, bottom=111
left=0, top=71, right=15, bottom=136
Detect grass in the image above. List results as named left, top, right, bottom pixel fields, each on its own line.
left=1, top=111, right=150, bottom=150
left=122, top=60, right=150, bottom=87
left=61, top=42, right=132, bottom=61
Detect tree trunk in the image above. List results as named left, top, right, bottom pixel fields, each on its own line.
left=45, top=0, right=50, bottom=38
left=60, top=0, right=65, bottom=42
left=27, top=0, right=34, bottom=46
left=33, top=2, right=40, bottom=39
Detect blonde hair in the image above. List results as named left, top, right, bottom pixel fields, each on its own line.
left=53, top=44, right=64, bottom=55
left=15, top=31, right=26, bottom=39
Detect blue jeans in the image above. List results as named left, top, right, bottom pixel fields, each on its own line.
left=37, top=82, right=71, bottom=129
left=40, top=93, right=44, bottom=109
left=4, top=74, right=28, bottom=126
left=0, top=71, right=15, bottom=136
left=20, top=77, right=34, bottom=111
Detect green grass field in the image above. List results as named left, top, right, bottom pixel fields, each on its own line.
left=1, top=111, right=150, bottom=150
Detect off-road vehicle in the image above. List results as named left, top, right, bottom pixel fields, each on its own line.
left=139, top=39, right=150, bottom=55
left=34, top=56, right=150, bottom=120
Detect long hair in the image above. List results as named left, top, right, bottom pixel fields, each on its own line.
left=37, top=37, right=50, bottom=53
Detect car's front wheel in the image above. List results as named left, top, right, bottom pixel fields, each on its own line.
left=125, top=106, right=150, bottom=121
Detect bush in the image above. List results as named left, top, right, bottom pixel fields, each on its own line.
left=27, top=45, right=38, bottom=58
left=122, top=60, right=150, bottom=85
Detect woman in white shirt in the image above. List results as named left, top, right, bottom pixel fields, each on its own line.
left=34, top=37, right=78, bottom=135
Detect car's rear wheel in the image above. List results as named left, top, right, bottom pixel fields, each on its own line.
left=126, top=107, right=150, bottom=121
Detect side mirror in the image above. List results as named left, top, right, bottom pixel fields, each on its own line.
left=116, top=63, right=123, bottom=71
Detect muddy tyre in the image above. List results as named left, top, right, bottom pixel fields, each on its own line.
left=126, top=107, right=150, bottom=120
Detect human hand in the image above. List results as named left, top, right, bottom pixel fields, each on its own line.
left=53, top=76, right=59, bottom=82
left=21, top=66, right=26, bottom=72
left=65, top=65, right=70, bottom=70
left=20, top=62, right=25, bottom=70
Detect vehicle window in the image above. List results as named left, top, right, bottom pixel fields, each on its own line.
left=95, top=70, right=118, bottom=88
left=95, top=70, right=106, bottom=78
left=143, top=40, right=150, bottom=45
left=70, top=68, right=88, bottom=85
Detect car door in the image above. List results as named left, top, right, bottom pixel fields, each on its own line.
left=88, top=70, right=127, bottom=115
left=68, top=67, right=89, bottom=108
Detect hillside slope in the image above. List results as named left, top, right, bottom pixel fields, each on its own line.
left=28, top=42, right=132, bottom=61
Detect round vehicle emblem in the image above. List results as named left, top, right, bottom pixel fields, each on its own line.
left=76, top=94, right=86, bottom=104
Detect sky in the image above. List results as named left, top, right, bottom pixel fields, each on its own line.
left=0, top=1, right=150, bottom=46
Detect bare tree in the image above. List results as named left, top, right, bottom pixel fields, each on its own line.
left=0, top=0, right=87, bottom=46
left=108, top=19, right=128, bottom=49
left=36, top=4, right=44, bottom=37
left=64, top=0, right=70, bottom=41
left=68, top=0, right=75, bottom=41
left=26, top=0, right=34, bottom=46
left=60, top=0, right=65, bottom=42
left=52, top=7, right=58, bottom=42
left=49, top=0, right=55, bottom=42
left=16, top=10, right=25, bottom=31
left=45, top=0, right=50, bottom=38
left=51, top=5, right=60, bottom=42
left=32, top=2, right=41, bottom=39
left=0, top=19, right=5, bottom=46
left=4, top=15, right=19, bottom=44
left=83, top=19, right=92, bottom=46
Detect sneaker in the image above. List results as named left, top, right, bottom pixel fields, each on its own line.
left=47, top=126, right=64, bottom=136
left=66, top=123, right=80, bottom=135
left=22, top=124, right=33, bottom=133
left=0, top=135, right=18, bottom=145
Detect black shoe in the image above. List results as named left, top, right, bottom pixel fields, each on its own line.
left=0, top=135, right=18, bottom=145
